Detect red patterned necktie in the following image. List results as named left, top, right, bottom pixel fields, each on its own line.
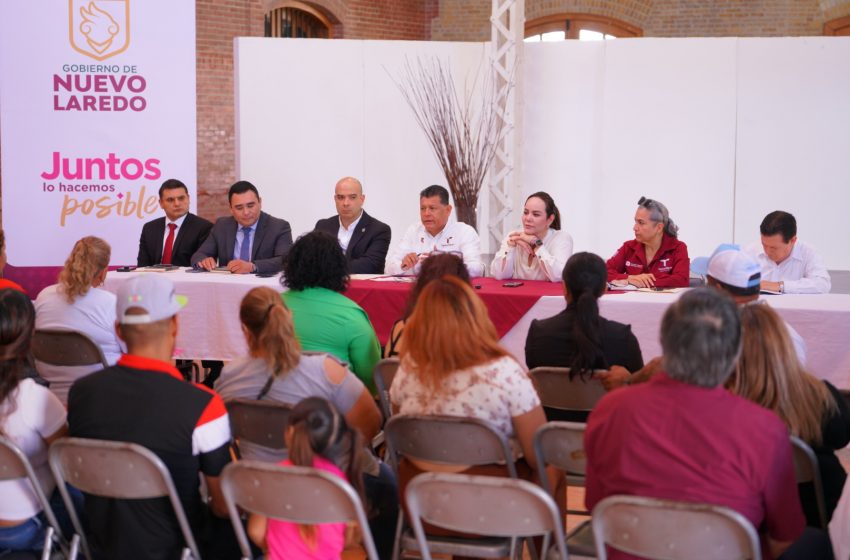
left=162, top=223, right=177, bottom=265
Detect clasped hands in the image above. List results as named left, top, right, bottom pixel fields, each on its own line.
left=507, top=231, right=539, bottom=254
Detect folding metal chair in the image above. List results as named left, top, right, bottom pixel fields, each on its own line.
left=0, top=437, right=68, bottom=560
left=31, top=329, right=109, bottom=368
left=373, top=357, right=400, bottom=421
left=406, top=472, right=569, bottom=560
left=383, top=414, right=519, bottom=560
left=48, top=437, right=201, bottom=560
left=790, top=435, right=829, bottom=529
left=224, top=399, right=292, bottom=462
left=533, top=421, right=595, bottom=556
left=529, top=367, right=607, bottom=419
left=591, top=494, right=762, bottom=560
left=220, top=460, right=379, bottom=560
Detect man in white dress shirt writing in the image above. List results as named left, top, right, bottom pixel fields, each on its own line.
left=746, top=211, right=831, bottom=294
left=385, top=185, right=483, bottom=277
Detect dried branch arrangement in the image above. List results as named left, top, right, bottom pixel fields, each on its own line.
left=393, top=57, right=502, bottom=230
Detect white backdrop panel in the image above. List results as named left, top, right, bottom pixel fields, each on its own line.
left=734, top=37, right=850, bottom=268
left=521, top=42, right=604, bottom=252
left=595, top=38, right=738, bottom=261
left=236, top=38, right=489, bottom=252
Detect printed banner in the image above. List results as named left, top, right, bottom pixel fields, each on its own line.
left=0, top=0, right=196, bottom=266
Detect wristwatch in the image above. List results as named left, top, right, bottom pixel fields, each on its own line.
left=534, top=238, right=543, bottom=247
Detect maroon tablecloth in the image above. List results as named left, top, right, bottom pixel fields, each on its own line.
left=343, top=277, right=565, bottom=345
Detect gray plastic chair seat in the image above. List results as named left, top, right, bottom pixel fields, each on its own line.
left=591, top=494, right=761, bottom=560
left=31, top=329, right=109, bottom=368
left=0, top=436, right=68, bottom=559
left=48, top=437, right=201, bottom=560
left=221, top=460, right=380, bottom=560
left=405, top=472, right=569, bottom=560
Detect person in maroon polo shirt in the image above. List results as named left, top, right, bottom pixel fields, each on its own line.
left=68, top=275, right=237, bottom=560
left=586, top=288, right=832, bottom=559
left=606, top=196, right=690, bottom=288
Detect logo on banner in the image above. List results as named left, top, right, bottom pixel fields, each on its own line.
left=69, top=1, right=130, bottom=61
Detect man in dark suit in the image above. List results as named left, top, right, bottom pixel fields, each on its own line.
left=137, top=179, right=213, bottom=267
left=191, top=181, right=292, bottom=274
left=314, top=176, right=391, bottom=274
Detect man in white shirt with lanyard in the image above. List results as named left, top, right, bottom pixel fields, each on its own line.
left=746, top=210, right=831, bottom=294
left=385, top=185, right=483, bottom=277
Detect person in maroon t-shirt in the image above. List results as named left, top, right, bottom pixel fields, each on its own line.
left=0, top=229, right=25, bottom=294
left=586, top=288, right=832, bottom=560
left=606, top=196, right=689, bottom=288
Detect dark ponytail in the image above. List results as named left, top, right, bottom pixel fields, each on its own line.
left=0, top=289, right=35, bottom=428
left=562, top=253, right=607, bottom=379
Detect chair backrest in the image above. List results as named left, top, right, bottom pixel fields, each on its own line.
left=406, top=472, right=569, bottom=560
left=31, top=329, right=109, bottom=368
left=384, top=414, right=517, bottom=478
left=533, top=421, right=586, bottom=493
left=48, top=437, right=201, bottom=560
left=591, top=494, right=762, bottom=560
left=790, top=435, right=828, bottom=529
left=529, top=367, right=607, bottom=413
left=0, top=436, right=66, bottom=553
left=221, top=460, right=380, bottom=560
left=373, top=357, right=400, bottom=420
left=225, top=398, right=292, bottom=450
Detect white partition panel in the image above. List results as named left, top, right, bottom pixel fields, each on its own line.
left=521, top=41, right=605, bottom=252
left=237, top=37, right=850, bottom=271
left=236, top=38, right=488, bottom=253
left=735, top=37, right=850, bottom=268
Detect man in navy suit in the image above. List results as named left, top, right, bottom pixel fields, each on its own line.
left=191, top=181, right=292, bottom=274
left=314, top=177, right=391, bottom=274
left=137, top=179, right=213, bottom=267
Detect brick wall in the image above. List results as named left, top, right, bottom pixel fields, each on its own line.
left=194, top=0, right=436, bottom=220
left=431, top=0, right=850, bottom=41
left=2, top=1, right=849, bottom=224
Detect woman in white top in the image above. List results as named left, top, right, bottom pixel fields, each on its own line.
left=0, top=288, right=68, bottom=555
left=390, top=275, right=563, bottom=535
left=34, top=236, right=122, bottom=404
left=491, top=191, right=573, bottom=282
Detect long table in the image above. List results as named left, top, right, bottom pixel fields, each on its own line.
left=103, top=270, right=850, bottom=390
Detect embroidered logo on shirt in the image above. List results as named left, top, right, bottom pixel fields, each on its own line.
left=659, top=258, right=670, bottom=267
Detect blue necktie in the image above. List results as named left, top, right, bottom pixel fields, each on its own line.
left=240, top=227, right=251, bottom=261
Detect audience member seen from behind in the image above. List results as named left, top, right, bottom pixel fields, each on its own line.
left=68, top=275, right=236, bottom=560
left=248, top=398, right=368, bottom=560
left=0, top=229, right=25, bottom=293
left=281, top=231, right=381, bottom=388
left=384, top=253, right=471, bottom=358
left=585, top=288, right=831, bottom=560
left=491, top=192, right=574, bottom=282
left=0, top=289, right=69, bottom=556
left=728, top=303, right=850, bottom=526
left=746, top=210, right=831, bottom=294
left=215, top=286, right=381, bottom=460
left=607, top=196, right=689, bottom=288
left=34, top=236, right=122, bottom=405
left=390, top=276, right=562, bottom=524
left=525, top=252, right=643, bottom=420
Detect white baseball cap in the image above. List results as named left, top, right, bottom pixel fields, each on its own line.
left=691, top=244, right=761, bottom=290
left=116, top=275, right=187, bottom=325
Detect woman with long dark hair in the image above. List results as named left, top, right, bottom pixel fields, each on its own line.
left=247, top=398, right=367, bottom=559
left=491, top=192, right=573, bottom=282
left=525, top=252, right=643, bottom=419
left=0, top=289, right=68, bottom=555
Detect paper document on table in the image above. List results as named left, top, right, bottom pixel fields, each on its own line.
left=637, top=287, right=686, bottom=294
left=369, top=275, right=415, bottom=283
left=139, top=265, right=180, bottom=272
left=607, top=283, right=637, bottom=291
